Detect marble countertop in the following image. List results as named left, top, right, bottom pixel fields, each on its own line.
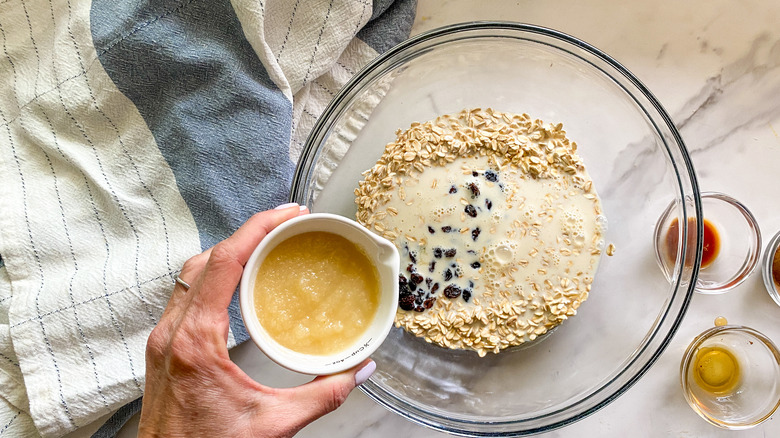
left=123, top=0, right=780, bottom=436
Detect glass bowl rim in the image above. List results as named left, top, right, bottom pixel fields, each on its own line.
left=762, top=229, right=780, bottom=306
left=292, top=20, right=701, bottom=436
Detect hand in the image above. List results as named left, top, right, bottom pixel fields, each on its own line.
left=138, top=204, right=376, bottom=438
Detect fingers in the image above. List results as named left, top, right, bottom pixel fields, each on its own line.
left=273, top=360, right=376, bottom=432
left=159, top=248, right=212, bottom=324
left=193, top=204, right=307, bottom=313
left=160, top=203, right=308, bottom=322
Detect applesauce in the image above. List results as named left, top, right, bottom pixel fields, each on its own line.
left=253, top=231, right=380, bottom=355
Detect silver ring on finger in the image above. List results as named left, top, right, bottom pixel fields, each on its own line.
left=174, top=275, right=191, bottom=291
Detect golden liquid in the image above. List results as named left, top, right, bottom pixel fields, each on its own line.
left=693, top=346, right=741, bottom=394
left=254, top=231, right=380, bottom=355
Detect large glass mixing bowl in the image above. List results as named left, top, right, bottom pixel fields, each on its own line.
left=291, top=22, right=701, bottom=436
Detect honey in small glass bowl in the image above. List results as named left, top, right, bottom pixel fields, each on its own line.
left=680, top=324, right=780, bottom=429
left=654, top=192, right=761, bottom=294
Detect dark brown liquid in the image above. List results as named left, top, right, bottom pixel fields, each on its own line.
left=665, top=217, right=720, bottom=268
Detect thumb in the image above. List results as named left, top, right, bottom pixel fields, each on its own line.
left=276, top=360, right=376, bottom=431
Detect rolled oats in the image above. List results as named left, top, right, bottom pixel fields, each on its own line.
left=355, top=109, right=607, bottom=356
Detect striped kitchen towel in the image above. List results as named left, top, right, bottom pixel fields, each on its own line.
left=0, top=0, right=416, bottom=436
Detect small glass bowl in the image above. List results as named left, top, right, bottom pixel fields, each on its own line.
left=654, top=192, right=761, bottom=294
left=762, top=230, right=780, bottom=306
left=680, top=325, right=780, bottom=429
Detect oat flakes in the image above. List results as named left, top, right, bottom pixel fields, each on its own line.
left=355, top=109, right=606, bottom=356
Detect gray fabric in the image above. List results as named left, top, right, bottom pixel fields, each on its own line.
left=92, top=397, right=142, bottom=438
left=359, top=0, right=418, bottom=53
left=91, top=0, right=294, bottom=254
left=91, top=0, right=294, bottom=349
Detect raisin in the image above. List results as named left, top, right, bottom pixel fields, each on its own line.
left=415, top=296, right=423, bottom=305
left=468, top=182, right=480, bottom=197
left=471, top=261, right=481, bottom=269
left=433, top=247, right=443, bottom=258
left=399, top=294, right=415, bottom=311
left=409, top=251, right=417, bottom=264
left=429, top=261, right=436, bottom=273
left=464, top=204, right=477, bottom=218
left=484, top=170, right=498, bottom=182
left=462, top=289, right=472, bottom=302
left=472, top=171, right=479, bottom=177
left=431, top=282, right=440, bottom=293
left=485, top=199, right=492, bottom=210
left=423, top=297, right=436, bottom=309
left=443, top=284, right=462, bottom=299
left=449, top=185, right=457, bottom=194
left=444, top=248, right=457, bottom=257
left=406, top=263, right=414, bottom=272
left=426, top=277, right=433, bottom=287
left=411, top=273, right=424, bottom=284
left=441, top=225, right=452, bottom=233
left=414, top=306, right=425, bottom=312
left=428, top=226, right=435, bottom=234
left=472, top=227, right=481, bottom=241
left=468, top=280, right=475, bottom=288
left=408, top=281, right=417, bottom=292
left=398, top=275, right=408, bottom=286
left=444, top=269, right=453, bottom=281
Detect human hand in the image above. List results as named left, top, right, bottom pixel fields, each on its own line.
left=138, top=204, right=376, bottom=438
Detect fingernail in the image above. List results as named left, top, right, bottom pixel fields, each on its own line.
left=274, top=202, right=298, bottom=210
left=354, top=360, right=376, bottom=386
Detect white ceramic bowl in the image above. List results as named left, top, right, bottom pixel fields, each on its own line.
left=239, top=213, right=400, bottom=375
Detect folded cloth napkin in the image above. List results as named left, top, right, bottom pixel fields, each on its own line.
left=0, top=0, right=416, bottom=436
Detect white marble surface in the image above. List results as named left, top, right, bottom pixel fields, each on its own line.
left=121, top=0, right=780, bottom=436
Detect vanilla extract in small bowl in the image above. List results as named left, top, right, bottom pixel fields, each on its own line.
left=664, top=217, right=720, bottom=269
left=654, top=192, right=760, bottom=294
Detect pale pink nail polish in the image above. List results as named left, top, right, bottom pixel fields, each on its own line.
left=354, top=361, right=376, bottom=386
left=274, top=202, right=298, bottom=210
